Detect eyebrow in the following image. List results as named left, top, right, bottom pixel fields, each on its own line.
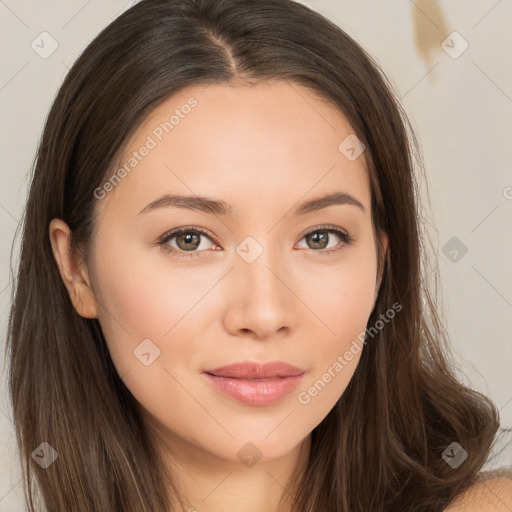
left=138, top=191, right=366, bottom=217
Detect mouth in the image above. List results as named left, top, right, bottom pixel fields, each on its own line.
left=204, top=360, right=305, bottom=379
left=205, top=375, right=290, bottom=381
left=203, top=360, right=305, bottom=406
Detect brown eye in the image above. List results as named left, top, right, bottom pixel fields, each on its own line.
left=158, top=227, right=217, bottom=258
left=175, top=231, right=202, bottom=251
left=296, top=226, right=354, bottom=255
left=305, top=230, right=330, bottom=250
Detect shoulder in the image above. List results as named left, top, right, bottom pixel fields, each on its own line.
left=444, top=472, right=512, bottom=511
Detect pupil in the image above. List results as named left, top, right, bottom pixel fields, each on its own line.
left=179, top=232, right=199, bottom=250
left=310, top=231, right=327, bottom=249
left=176, top=231, right=330, bottom=251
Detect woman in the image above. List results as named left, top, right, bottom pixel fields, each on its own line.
left=5, top=0, right=511, bottom=510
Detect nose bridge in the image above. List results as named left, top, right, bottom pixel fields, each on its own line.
left=227, top=233, right=295, bottom=335
left=235, top=233, right=284, bottom=288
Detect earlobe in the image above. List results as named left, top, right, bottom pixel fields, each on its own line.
left=48, top=218, right=98, bottom=319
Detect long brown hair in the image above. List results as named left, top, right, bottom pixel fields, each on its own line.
left=5, top=0, right=501, bottom=510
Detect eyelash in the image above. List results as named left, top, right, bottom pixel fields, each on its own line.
left=156, top=224, right=355, bottom=259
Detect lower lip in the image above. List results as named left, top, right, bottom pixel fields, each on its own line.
left=204, top=373, right=304, bottom=406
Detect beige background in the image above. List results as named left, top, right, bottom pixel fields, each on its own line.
left=1, top=0, right=511, bottom=509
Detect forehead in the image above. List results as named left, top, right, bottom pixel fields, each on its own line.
left=98, top=80, right=370, bottom=218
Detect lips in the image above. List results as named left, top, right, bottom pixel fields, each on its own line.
left=203, top=361, right=306, bottom=406
left=205, top=360, right=305, bottom=380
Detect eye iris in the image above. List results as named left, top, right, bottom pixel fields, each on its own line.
left=169, top=229, right=339, bottom=253
left=177, top=232, right=200, bottom=251
left=307, top=231, right=328, bottom=249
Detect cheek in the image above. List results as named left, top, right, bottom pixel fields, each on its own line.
left=293, top=249, right=377, bottom=406
left=89, top=238, right=209, bottom=373
left=296, top=248, right=378, bottom=341
left=93, top=231, right=377, bottom=368
left=87, top=233, right=378, bottom=460
left=90, top=240, right=247, bottom=406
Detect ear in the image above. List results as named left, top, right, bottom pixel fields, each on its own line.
left=373, top=229, right=388, bottom=306
left=49, top=218, right=98, bottom=318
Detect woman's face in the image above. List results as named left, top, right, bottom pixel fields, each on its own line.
left=70, top=81, right=386, bottom=464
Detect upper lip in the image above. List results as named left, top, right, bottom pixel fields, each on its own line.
left=205, top=361, right=305, bottom=379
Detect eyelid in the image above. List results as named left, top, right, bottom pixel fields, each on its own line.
left=157, top=224, right=354, bottom=257
left=299, top=223, right=348, bottom=238
left=157, top=225, right=218, bottom=245
left=156, top=226, right=219, bottom=259
left=295, top=224, right=355, bottom=252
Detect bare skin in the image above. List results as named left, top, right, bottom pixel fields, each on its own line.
left=444, top=477, right=512, bottom=511
left=49, top=80, right=388, bottom=512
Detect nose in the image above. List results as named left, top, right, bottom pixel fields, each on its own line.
left=222, top=246, right=297, bottom=340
